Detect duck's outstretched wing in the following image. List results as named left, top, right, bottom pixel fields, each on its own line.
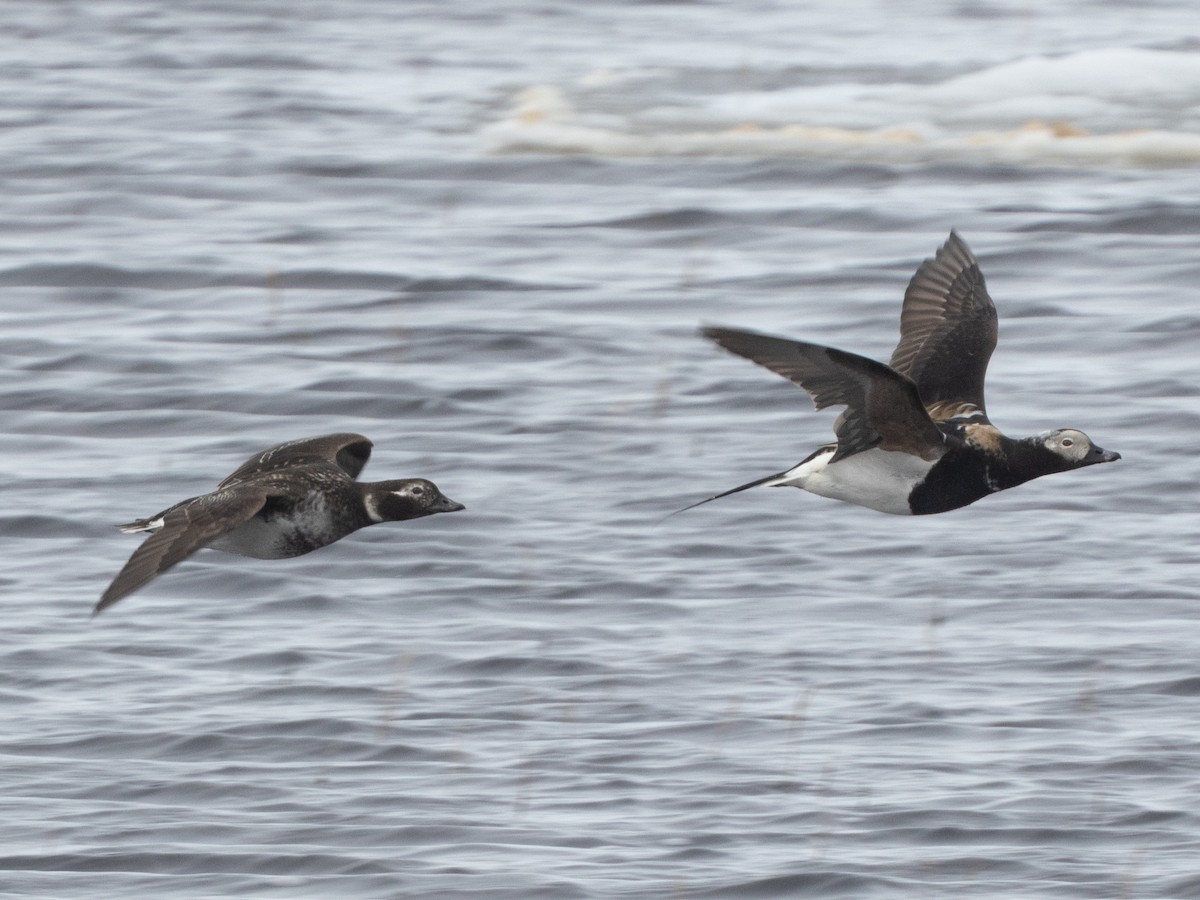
left=95, top=487, right=268, bottom=616
left=703, top=327, right=946, bottom=463
left=888, top=231, right=998, bottom=423
left=218, top=433, right=373, bottom=487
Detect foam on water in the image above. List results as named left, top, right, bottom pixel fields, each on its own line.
left=485, top=49, right=1200, bottom=167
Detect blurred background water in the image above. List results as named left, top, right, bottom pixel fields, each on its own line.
left=2, top=2, right=1198, bottom=897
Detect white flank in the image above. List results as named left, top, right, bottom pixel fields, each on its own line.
left=775, top=448, right=934, bottom=516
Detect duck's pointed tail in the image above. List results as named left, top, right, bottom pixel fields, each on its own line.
left=666, top=470, right=792, bottom=519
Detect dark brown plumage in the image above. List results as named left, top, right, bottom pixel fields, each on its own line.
left=97, top=433, right=463, bottom=616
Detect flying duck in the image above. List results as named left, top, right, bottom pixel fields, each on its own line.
left=96, top=433, right=464, bottom=615
left=686, top=232, right=1119, bottom=517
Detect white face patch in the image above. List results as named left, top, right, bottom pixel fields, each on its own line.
left=1042, top=428, right=1092, bottom=462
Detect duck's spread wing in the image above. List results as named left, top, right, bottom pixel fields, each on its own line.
left=95, top=488, right=268, bottom=615
left=888, top=231, right=998, bottom=422
left=704, top=327, right=946, bottom=463
left=218, top=433, right=373, bottom=487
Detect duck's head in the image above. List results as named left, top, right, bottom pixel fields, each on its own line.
left=1039, top=428, right=1121, bottom=468
left=364, top=479, right=466, bottom=522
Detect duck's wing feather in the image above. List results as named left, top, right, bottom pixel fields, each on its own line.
left=95, top=487, right=269, bottom=615
left=218, top=433, right=373, bottom=487
left=888, top=231, right=997, bottom=423
left=704, top=327, right=946, bottom=463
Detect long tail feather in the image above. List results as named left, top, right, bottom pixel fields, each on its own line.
left=666, top=470, right=791, bottom=519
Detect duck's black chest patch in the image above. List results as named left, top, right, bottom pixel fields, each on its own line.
left=907, top=449, right=998, bottom=515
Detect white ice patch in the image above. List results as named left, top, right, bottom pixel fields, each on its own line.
left=484, top=49, right=1200, bottom=168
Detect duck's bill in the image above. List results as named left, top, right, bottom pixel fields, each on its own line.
left=433, top=496, right=466, bottom=513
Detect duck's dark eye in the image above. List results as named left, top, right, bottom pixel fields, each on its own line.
left=411, top=485, right=425, bottom=496
left=1061, top=438, right=1074, bottom=447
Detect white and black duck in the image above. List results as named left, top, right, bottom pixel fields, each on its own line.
left=687, top=232, right=1120, bottom=517
left=97, top=433, right=464, bottom=615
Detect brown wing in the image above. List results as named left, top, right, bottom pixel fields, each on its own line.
left=888, top=231, right=998, bottom=422
left=218, top=433, right=373, bottom=488
left=703, top=327, right=946, bottom=463
left=95, top=487, right=268, bottom=615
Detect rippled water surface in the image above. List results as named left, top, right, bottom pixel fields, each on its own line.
left=3, top=2, right=1199, bottom=897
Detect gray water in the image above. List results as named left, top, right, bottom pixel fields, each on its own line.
left=2, top=2, right=1199, bottom=897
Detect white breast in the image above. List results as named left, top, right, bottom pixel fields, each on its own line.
left=775, top=447, right=934, bottom=516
